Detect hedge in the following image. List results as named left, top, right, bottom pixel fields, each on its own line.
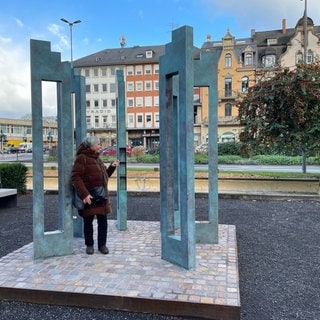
left=0, top=163, right=28, bottom=194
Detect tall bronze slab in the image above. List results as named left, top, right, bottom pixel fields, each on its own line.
left=194, top=50, right=220, bottom=244
left=159, top=26, right=220, bottom=269
left=116, top=70, right=128, bottom=231
left=159, top=26, right=196, bottom=270
left=30, top=39, right=85, bottom=260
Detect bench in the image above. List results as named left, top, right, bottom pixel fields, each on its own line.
left=0, top=189, right=18, bottom=208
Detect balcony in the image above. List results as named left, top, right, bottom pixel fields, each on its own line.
left=218, top=116, right=240, bottom=125
left=219, top=90, right=239, bottom=101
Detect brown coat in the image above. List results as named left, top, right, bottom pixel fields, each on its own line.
left=71, top=143, right=116, bottom=217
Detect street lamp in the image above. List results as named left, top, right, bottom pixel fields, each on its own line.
left=0, top=130, right=6, bottom=153
left=300, top=0, right=308, bottom=63
left=60, top=18, right=81, bottom=63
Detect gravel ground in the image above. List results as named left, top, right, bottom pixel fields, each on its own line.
left=0, top=193, right=319, bottom=320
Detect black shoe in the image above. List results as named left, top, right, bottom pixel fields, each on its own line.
left=99, top=245, right=109, bottom=254
left=86, top=246, right=94, bottom=255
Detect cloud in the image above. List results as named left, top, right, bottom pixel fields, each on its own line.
left=0, top=38, right=31, bottom=119
left=14, top=18, right=24, bottom=28
left=201, top=0, right=319, bottom=36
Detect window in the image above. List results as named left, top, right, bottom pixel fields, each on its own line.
left=154, top=64, right=159, bottom=74
left=86, top=116, right=91, bottom=127
left=136, top=97, right=143, bottom=107
left=224, top=103, right=232, bottom=117
left=102, top=84, right=107, bottom=92
left=110, top=67, right=116, bottom=76
left=244, top=53, right=253, bottom=66
left=145, top=96, right=152, bottom=107
left=103, top=99, right=107, bottom=107
left=224, top=78, right=232, bottom=97
left=103, top=116, right=108, bottom=127
left=95, top=116, right=99, bottom=127
left=155, top=113, right=159, bottom=126
left=146, top=51, right=153, bottom=58
left=296, top=52, right=303, bottom=64
left=93, top=68, right=99, bottom=77
left=85, top=69, right=90, bottom=77
left=307, top=51, right=313, bottom=64
left=127, top=98, right=134, bottom=107
left=128, top=114, right=134, bottom=127
left=145, top=81, right=152, bottom=91
left=93, top=84, right=99, bottom=93
left=225, top=53, right=232, bottom=68
left=137, top=114, right=143, bottom=127
left=94, top=100, right=99, bottom=107
left=127, top=82, right=134, bottom=91
left=136, top=81, right=143, bottom=91
left=101, top=69, right=107, bottom=77
left=127, top=66, right=134, bottom=76
left=86, top=100, right=91, bottom=108
left=154, top=96, right=159, bottom=107
left=154, top=80, right=159, bottom=91
left=111, top=99, right=116, bottom=107
left=86, top=85, right=91, bottom=93
left=262, top=55, right=276, bottom=67
left=136, top=65, right=143, bottom=75
left=145, top=65, right=152, bottom=75
left=267, top=38, right=277, bottom=45
left=110, top=83, right=116, bottom=93
left=146, top=114, right=152, bottom=127
left=241, top=76, right=249, bottom=92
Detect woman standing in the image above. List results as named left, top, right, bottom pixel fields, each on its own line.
left=71, top=136, right=119, bottom=255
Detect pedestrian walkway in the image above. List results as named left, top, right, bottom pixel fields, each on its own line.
left=0, top=220, right=240, bottom=320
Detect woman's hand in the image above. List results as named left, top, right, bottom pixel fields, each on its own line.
left=111, top=160, right=120, bottom=167
left=83, top=194, right=93, bottom=205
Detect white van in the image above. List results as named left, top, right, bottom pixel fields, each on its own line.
left=18, top=143, right=32, bottom=153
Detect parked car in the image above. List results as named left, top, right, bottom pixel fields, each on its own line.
left=101, top=145, right=132, bottom=156
left=3, top=147, right=20, bottom=154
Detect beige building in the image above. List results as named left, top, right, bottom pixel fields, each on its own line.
left=199, top=16, right=320, bottom=145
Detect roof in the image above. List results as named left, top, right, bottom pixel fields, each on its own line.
left=73, top=45, right=166, bottom=67
left=73, top=44, right=202, bottom=68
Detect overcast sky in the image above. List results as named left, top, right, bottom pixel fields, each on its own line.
left=0, top=0, right=318, bottom=119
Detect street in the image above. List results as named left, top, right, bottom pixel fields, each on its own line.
left=1, top=152, right=320, bottom=173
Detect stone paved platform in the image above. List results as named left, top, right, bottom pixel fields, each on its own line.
left=0, top=221, right=240, bottom=320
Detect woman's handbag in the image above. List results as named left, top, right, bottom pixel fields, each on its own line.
left=72, top=186, right=107, bottom=210
left=72, top=186, right=84, bottom=210
left=90, top=186, right=107, bottom=205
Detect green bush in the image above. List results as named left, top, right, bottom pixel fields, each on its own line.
left=136, top=154, right=160, bottom=163
left=251, top=155, right=301, bottom=165
left=0, top=163, right=28, bottom=194
left=218, top=142, right=241, bottom=155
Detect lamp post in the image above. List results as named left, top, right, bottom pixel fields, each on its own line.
left=0, top=130, right=6, bottom=153
left=301, top=0, right=308, bottom=63
left=60, top=18, right=81, bottom=63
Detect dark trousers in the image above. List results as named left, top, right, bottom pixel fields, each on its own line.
left=83, top=214, right=108, bottom=248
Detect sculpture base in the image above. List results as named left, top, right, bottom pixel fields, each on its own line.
left=0, top=221, right=240, bottom=320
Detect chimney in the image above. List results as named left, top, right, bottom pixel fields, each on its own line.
left=282, top=19, right=286, bottom=34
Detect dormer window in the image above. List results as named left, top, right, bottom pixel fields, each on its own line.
left=262, top=54, right=276, bottom=67
left=244, top=53, right=253, bottom=66
left=146, top=50, right=153, bottom=58
left=267, top=38, right=277, bottom=45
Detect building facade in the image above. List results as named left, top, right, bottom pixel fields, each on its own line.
left=201, top=17, right=320, bottom=145
left=2, top=16, right=319, bottom=151
left=0, top=117, right=57, bottom=151
left=73, top=45, right=165, bottom=149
